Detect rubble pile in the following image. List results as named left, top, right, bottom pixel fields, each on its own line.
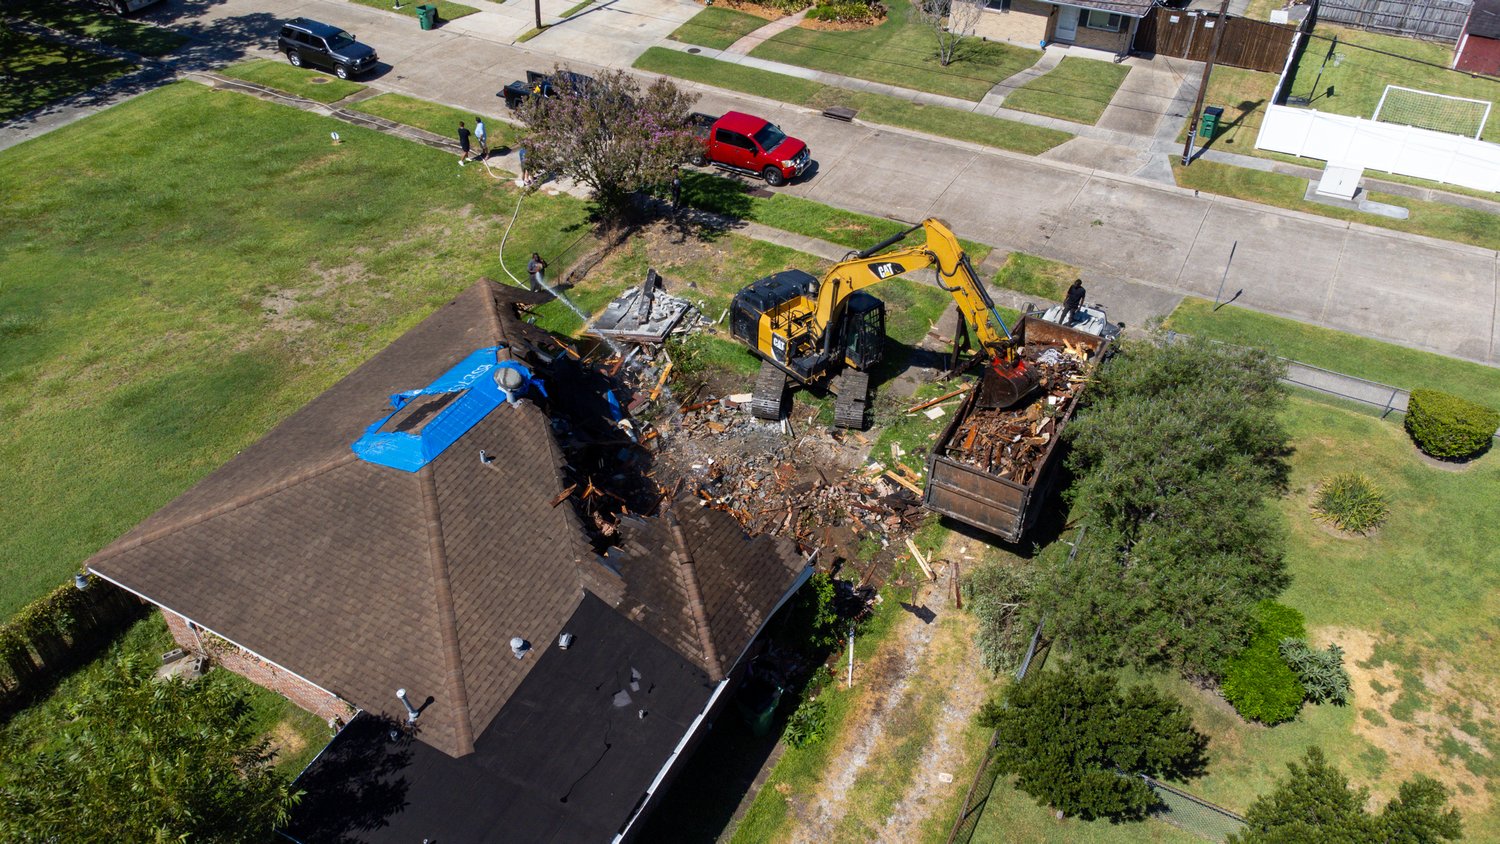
left=656, top=398, right=927, bottom=552
left=942, top=341, right=1095, bottom=484
left=541, top=266, right=930, bottom=570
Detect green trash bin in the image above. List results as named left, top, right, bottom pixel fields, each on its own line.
left=1199, top=106, right=1224, bottom=140
left=416, top=4, right=438, bottom=29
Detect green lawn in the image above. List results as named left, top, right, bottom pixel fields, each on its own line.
left=219, top=59, right=367, bottom=103
left=346, top=92, right=520, bottom=148
left=350, top=0, right=479, bottom=21
left=1165, top=297, right=1500, bottom=410
left=1125, top=397, right=1500, bottom=840
left=1288, top=25, right=1500, bottom=144
left=1172, top=158, right=1500, bottom=252
left=10, top=0, right=188, bottom=56
left=1002, top=57, right=1130, bottom=126
left=636, top=47, right=1070, bottom=156
left=669, top=6, right=770, bottom=50
left=992, top=252, right=1077, bottom=302
left=1176, top=65, right=1280, bottom=155
left=679, top=171, right=994, bottom=261
left=749, top=0, right=1040, bottom=101
left=0, top=81, right=594, bottom=615
left=0, top=30, right=135, bottom=121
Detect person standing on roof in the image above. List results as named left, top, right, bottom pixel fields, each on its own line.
left=1062, top=279, right=1085, bottom=325
left=456, top=121, right=471, bottom=167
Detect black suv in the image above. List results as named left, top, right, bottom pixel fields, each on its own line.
left=277, top=18, right=378, bottom=80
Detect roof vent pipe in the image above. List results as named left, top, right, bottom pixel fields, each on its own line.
left=558, top=633, right=575, bottom=650
left=396, top=688, right=420, bottom=722
left=496, top=365, right=526, bottom=405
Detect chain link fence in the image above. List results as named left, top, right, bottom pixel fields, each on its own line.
left=1139, top=775, right=1248, bottom=843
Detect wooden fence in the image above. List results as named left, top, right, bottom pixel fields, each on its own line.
left=1316, top=0, right=1470, bottom=42
left=1135, top=7, right=1302, bottom=73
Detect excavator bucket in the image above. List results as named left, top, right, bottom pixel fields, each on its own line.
left=976, top=357, right=1041, bottom=410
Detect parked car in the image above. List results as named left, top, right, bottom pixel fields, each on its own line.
left=277, top=18, right=378, bottom=80
left=501, top=69, right=596, bottom=111
left=688, top=111, right=810, bottom=187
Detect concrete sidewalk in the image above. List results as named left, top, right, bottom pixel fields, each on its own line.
left=4, top=0, right=1499, bottom=368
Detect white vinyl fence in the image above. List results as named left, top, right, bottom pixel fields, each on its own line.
left=1255, top=104, right=1500, bottom=191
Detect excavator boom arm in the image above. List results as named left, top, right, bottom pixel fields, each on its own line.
left=809, top=219, right=1016, bottom=358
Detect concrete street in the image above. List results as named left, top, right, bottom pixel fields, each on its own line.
left=6, top=0, right=1498, bottom=365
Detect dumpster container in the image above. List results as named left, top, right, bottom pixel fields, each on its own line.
left=1200, top=106, right=1224, bottom=139
left=416, top=4, right=438, bottom=29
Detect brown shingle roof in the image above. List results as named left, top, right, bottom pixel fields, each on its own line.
left=86, top=280, right=803, bottom=760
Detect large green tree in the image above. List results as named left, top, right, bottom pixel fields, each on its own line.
left=0, top=655, right=301, bottom=840
left=1231, top=747, right=1462, bottom=843
left=1036, top=336, right=1291, bottom=676
left=981, top=669, right=1207, bottom=820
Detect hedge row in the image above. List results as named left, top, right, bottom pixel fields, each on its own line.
left=1221, top=600, right=1306, bottom=725
left=0, top=577, right=145, bottom=715
left=1406, top=388, right=1499, bottom=459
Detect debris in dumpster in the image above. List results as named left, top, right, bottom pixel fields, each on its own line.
left=940, top=339, right=1096, bottom=485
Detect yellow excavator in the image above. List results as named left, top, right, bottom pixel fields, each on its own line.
left=728, top=218, right=1038, bottom=429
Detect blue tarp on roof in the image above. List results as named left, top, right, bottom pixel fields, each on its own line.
left=351, top=346, right=542, bottom=472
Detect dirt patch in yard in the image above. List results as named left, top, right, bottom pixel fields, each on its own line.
left=1315, top=625, right=1494, bottom=813
left=781, top=534, right=992, bottom=842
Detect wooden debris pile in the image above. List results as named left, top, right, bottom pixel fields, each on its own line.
left=942, top=341, right=1094, bottom=484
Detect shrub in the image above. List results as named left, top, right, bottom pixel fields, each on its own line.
left=1312, top=473, right=1388, bottom=534
left=963, top=562, right=1034, bottom=673
left=783, top=696, right=827, bottom=748
left=780, top=572, right=840, bottom=654
left=807, top=0, right=884, bottom=22
left=1405, top=388, right=1499, bottom=459
left=988, top=669, right=1207, bottom=820
left=1280, top=639, right=1352, bottom=705
left=1221, top=601, right=1307, bottom=725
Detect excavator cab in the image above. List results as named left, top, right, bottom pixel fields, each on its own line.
left=840, top=292, right=884, bottom=371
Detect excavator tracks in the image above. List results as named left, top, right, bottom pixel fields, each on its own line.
left=752, top=360, right=789, bottom=421
left=832, top=370, right=870, bottom=430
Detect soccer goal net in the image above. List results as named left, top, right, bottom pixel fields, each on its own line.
left=1373, top=85, right=1492, bottom=139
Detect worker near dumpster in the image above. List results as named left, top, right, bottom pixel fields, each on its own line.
left=1062, top=279, right=1085, bottom=325
left=528, top=252, right=548, bottom=292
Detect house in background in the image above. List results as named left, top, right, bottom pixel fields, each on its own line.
left=85, top=280, right=810, bottom=842
left=1455, top=0, right=1500, bottom=75
left=975, top=0, right=1152, bottom=56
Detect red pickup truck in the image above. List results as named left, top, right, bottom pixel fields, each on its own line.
left=688, top=111, right=810, bottom=187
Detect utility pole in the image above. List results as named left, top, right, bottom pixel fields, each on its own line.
left=1182, top=0, right=1231, bottom=166
left=534, top=0, right=543, bottom=30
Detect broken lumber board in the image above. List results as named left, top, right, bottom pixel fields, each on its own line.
left=905, top=383, right=972, bottom=414
left=884, top=470, right=924, bottom=497
left=649, top=362, right=673, bottom=402
left=905, top=537, right=935, bottom=581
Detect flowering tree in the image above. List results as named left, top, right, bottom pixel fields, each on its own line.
left=520, top=68, right=700, bottom=221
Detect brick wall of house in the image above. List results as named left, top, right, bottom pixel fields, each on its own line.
left=1068, top=14, right=1133, bottom=53
left=161, top=609, right=355, bottom=724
